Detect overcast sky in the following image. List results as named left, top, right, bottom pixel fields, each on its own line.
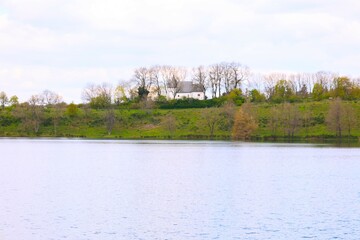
left=1, top=0, right=360, bottom=102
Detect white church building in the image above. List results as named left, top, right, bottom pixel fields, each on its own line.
left=167, top=81, right=205, bottom=100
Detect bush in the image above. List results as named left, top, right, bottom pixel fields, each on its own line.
left=158, top=98, right=225, bottom=109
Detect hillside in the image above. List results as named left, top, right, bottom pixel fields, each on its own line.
left=1, top=100, right=360, bottom=142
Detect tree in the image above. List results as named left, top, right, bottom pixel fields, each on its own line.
left=268, top=107, right=281, bottom=137
left=66, top=103, right=79, bottom=118
left=132, top=67, right=154, bottom=100
left=219, top=101, right=236, bottom=131
left=263, top=73, right=286, bottom=100
left=301, top=106, right=312, bottom=136
left=232, top=106, right=258, bottom=140
left=250, top=89, right=266, bottom=102
left=160, top=65, right=173, bottom=97
left=162, top=114, right=177, bottom=138
left=28, top=95, right=45, bottom=133
left=41, top=90, right=64, bottom=134
left=312, top=83, right=325, bottom=101
left=166, top=67, right=187, bottom=99
left=208, top=64, right=223, bottom=98
left=137, top=86, right=150, bottom=100
left=221, top=62, right=234, bottom=94
left=271, top=80, right=295, bottom=103
left=326, top=98, right=344, bottom=137
left=281, top=103, right=300, bottom=137
left=9, top=95, right=19, bottom=106
left=114, top=82, right=129, bottom=105
left=331, top=77, right=352, bottom=99
left=315, top=71, right=335, bottom=93
left=104, top=109, right=116, bottom=135
left=342, top=103, right=356, bottom=137
left=42, top=90, right=63, bottom=106
left=230, top=62, right=250, bottom=91
left=82, top=83, right=112, bottom=109
left=201, top=108, right=222, bottom=139
left=13, top=95, right=44, bottom=134
left=0, top=91, right=8, bottom=109
left=150, top=65, right=162, bottom=97
left=192, top=65, right=207, bottom=97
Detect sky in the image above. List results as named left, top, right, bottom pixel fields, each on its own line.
left=1, top=0, right=360, bottom=102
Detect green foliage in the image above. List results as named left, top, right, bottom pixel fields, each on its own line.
left=0, top=111, right=17, bottom=126
left=225, top=89, right=244, bottom=105
left=9, top=95, right=19, bottom=106
left=250, top=89, right=266, bottom=102
left=66, top=103, right=79, bottom=117
left=270, top=80, right=296, bottom=103
left=89, top=95, right=111, bottom=109
left=137, top=86, right=149, bottom=100
left=312, top=83, right=328, bottom=101
left=158, top=98, right=225, bottom=109
left=330, top=77, right=353, bottom=100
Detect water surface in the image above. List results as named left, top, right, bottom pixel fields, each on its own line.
left=0, top=139, right=360, bottom=239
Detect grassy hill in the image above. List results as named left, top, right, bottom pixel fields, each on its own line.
left=1, top=100, right=360, bottom=142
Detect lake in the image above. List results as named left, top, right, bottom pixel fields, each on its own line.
left=0, top=139, right=360, bottom=239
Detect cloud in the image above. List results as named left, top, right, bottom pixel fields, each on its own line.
left=0, top=65, right=132, bottom=102
left=0, top=0, right=360, bottom=102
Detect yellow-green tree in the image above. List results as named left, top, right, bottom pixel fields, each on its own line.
left=232, top=107, right=258, bottom=140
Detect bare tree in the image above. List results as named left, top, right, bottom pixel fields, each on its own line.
left=315, top=71, right=337, bottom=94
left=82, top=84, right=97, bottom=103
left=150, top=65, right=162, bottom=97
left=105, top=109, right=116, bottom=135
left=191, top=65, right=207, bottom=97
left=230, top=62, right=250, bottom=91
left=42, top=90, right=64, bottom=135
left=42, top=90, right=63, bottom=106
left=326, top=98, right=344, bottom=137
left=166, top=67, right=187, bottom=99
left=303, top=72, right=316, bottom=94
left=263, top=73, right=286, bottom=99
left=268, top=107, right=281, bottom=137
left=247, top=73, right=265, bottom=96
left=342, top=103, right=356, bottom=137
left=28, top=95, right=45, bottom=133
left=162, top=114, right=177, bottom=138
left=301, top=107, right=312, bottom=136
left=208, top=64, right=223, bottom=98
left=133, top=67, right=153, bottom=90
left=82, top=83, right=113, bottom=109
left=201, top=108, right=222, bottom=139
left=13, top=95, right=45, bottom=134
left=160, top=65, right=173, bottom=96
left=221, top=62, right=233, bottom=94
left=281, top=103, right=300, bottom=137
left=132, top=67, right=154, bottom=99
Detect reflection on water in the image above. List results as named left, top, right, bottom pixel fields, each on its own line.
left=0, top=139, right=360, bottom=239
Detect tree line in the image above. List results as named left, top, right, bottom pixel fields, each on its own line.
left=1, top=61, right=360, bottom=140
left=2, top=62, right=360, bottom=109
left=82, top=63, right=360, bottom=108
